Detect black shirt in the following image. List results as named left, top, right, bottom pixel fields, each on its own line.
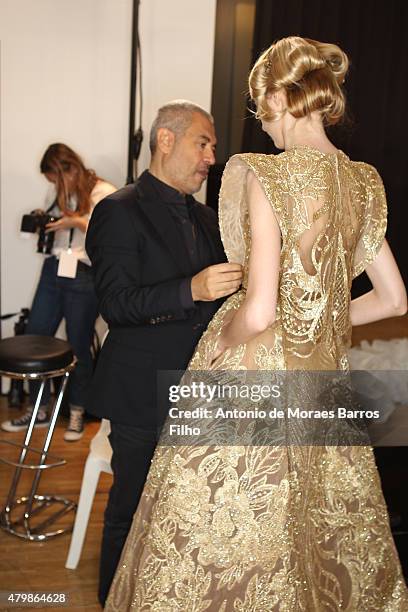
left=147, top=171, right=210, bottom=309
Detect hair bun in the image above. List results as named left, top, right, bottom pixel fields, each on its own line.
left=305, top=38, right=349, bottom=84
left=249, top=36, right=349, bottom=126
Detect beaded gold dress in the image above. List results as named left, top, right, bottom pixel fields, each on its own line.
left=105, top=147, right=408, bottom=611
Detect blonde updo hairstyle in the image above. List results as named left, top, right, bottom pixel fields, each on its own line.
left=249, top=36, right=349, bottom=126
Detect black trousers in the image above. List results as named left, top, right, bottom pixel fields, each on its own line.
left=98, top=422, right=157, bottom=607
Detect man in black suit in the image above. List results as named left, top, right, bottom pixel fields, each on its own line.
left=85, top=100, right=242, bottom=606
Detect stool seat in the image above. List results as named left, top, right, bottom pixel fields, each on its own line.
left=0, top=335, right=74, bottom=374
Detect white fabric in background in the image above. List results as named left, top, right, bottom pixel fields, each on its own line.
left=348, top=338, right=408, bottom=423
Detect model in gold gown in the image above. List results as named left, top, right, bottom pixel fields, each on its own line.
left=106, top=37, right=408, bottom=611
left=105, top=146, right=408, bottom=611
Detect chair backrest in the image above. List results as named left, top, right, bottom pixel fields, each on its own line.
left=89, top=418, right=112, bottom=459
left=88, top=331, right=112, bottom=460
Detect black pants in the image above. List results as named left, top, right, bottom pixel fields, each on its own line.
left=98, top=422, right=157, bottom=607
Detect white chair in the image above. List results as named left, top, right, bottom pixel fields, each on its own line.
left=65, top=418, right=112, bottom=569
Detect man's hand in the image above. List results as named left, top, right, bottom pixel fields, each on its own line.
left=191, top=263, right=243, bottom=302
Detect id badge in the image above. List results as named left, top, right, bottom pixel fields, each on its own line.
left=57, top=249, right=78, bottom=278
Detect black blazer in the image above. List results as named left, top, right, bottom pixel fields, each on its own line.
left=85, top=171, right=227, bottom=429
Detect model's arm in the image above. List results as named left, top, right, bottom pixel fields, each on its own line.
left=215, top=171, right=281, bottom=353
left=350, top=239, right=407, bottom=326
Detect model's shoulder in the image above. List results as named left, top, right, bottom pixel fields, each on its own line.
left=222, top=153, right=280, bottom=186
left=351, top=159, right=382, bottom=178
left=346, top=159, right=385, bottom=194
left=226, top=152, right=275, bottom=169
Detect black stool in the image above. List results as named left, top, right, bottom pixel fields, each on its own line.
left=0, top=335, right=76, bottom=540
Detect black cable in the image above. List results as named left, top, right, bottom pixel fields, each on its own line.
left=133, top=13, right=144, bottom=164
left=0, top=312, right=20, bottom=320
left=126, top=0, right=144, bottom=184
left=137, top=26, right=143, bottom=129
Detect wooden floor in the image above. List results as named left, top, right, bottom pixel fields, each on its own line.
left=0, top=315, right=407, bottom=611
left=0, top=413, right=109, bottom=612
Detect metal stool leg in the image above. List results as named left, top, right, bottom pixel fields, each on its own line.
left=0, top=368, right=77, bottom=540
left=23, top=372, right=72, bottom=535
left=2, top=379, right=46, bottom=528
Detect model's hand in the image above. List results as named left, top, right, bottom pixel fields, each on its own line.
left=191, top=263, right=242, bottom=301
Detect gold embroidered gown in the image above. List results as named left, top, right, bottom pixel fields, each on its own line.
left=105, top=147, right=408, bottom=611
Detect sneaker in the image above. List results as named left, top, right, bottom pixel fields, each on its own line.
left=1, top=407, right=49, bottom=432
left=64, top=409, right=84, bottom=442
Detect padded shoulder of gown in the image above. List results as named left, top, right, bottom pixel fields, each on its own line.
left=219, top=153, right=278, bottom=264
left=350, top=161, right=387, bottom=278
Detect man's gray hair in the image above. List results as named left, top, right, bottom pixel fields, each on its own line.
left=149, top=100, right=213, bottom=154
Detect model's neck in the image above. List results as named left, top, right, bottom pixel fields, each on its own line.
left=282, top=116, right=338, bottom=154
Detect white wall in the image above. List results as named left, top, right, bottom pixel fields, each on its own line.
left=137, top=0, right=217, bottom=178
left=0, top=0, right=217, bottom=338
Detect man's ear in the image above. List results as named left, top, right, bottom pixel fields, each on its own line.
left=156, top=128, right=175, bottom=154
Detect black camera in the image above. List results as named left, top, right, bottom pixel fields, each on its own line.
left=20, top=210, right=60, bottom=254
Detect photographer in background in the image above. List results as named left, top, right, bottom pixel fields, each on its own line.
left=1, top=143, right=116, bottom=441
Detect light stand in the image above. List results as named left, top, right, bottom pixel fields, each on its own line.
left=126, top=0, right=143, bottom=184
